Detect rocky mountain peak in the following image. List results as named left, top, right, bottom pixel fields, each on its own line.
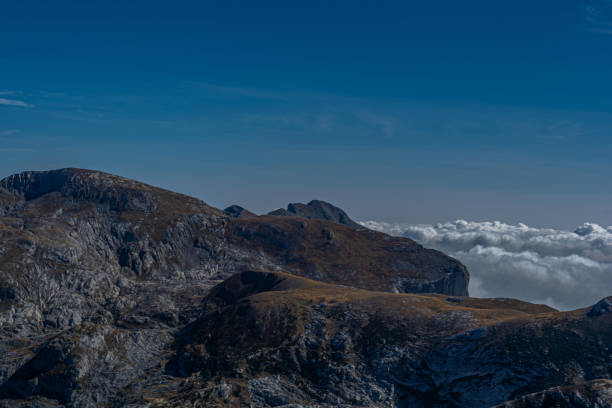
left=588, top=296, right=612, bottom=317
left=223, top=204, right=256, bottom=219
left=0, top=168, right=220, bottom=216
left=267, top=199, right=361, bottom=228
left=2, top=168, right=142, bottom=200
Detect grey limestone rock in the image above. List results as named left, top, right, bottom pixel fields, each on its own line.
left=268, top=199, right=362, bottom=228
left=588, top=296, right=612, bottom=317
left=0, top=168, right=473, bottom=406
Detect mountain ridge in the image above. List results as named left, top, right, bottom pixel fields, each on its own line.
left=0, top=168, right=469, bottom=294
left=1, top=168, right=608, bottom=407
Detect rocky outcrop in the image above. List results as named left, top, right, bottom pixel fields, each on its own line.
left=588, top=296, right=612, bottom=317
left=268, top=199, right=362, bottom=228
left=161, top=271, right=612, bottom=408
left=267, top=207, right=292, bottom=216
left=494, top=379, right=612, bottom=407
left=0, top=254, right=610, bottom=407
left=223, top=205, right=256, bottom=219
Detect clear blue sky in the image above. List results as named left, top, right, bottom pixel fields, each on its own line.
left=2, top=0, right=612, bottom=228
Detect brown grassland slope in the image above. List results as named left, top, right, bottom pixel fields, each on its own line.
left=135, top=270, right=612, bottom=408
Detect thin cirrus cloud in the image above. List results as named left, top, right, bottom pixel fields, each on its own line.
left=581, top=0, right=612, bottom=34
left=0, top=129, right=20, bottom=136
left=0, top=97, right=34, bottom=108
left=360, top=219, right=612, bottom=311
left=590, top=27, right=612, bottom=34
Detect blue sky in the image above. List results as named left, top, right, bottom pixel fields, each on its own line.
left=1, top=0, right=612, bottom=228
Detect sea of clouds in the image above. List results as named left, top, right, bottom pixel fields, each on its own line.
left=359, top=219, right=612, bottom=310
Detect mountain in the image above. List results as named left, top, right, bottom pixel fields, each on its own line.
left=147, top=271, right=611, bottom=407
left=1, top=168, right=610, bottom=407
left=0, top=168, right=468, bottom=295
left=7, top=270, right=607, bottom=407
left=268, top=199, right=362, bottom=228
left=0, top=168, right=470, bottom=407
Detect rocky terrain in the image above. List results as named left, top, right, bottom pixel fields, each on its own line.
left=494, top=380, right=612, bottom=407
left=139, top=271, right=611, bottom=407
left=267, top=199, right=361, bottom=228
left=0, top=168, right=610, bottom=407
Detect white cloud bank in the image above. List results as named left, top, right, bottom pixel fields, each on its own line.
left=360, top=219, right=612, bottom=310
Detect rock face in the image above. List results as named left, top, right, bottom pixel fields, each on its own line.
left=0, top=168, right=471, bottom=407
left=588, top=296, right=612, bottom=317
left=160, top=271, right=611, bottom=407
left=268, top=199, right=362, bottom=228
left=494, top=379, right=612, bottom=408
left=3, top=266, right=612, bottom=408
left=223, top=205, right=256, bottom=219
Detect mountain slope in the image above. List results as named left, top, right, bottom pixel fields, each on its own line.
left=0, top=168, right=470, bottom=320
left=0, top=168, right=470, bottom=407
left=4, top=269, right=591, bottom=408
left=0, top=168, right=468, bottom=296
left=136, top=271, right=611, bottom=407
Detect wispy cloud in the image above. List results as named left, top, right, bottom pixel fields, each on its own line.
left=355, top=110, right=397, bottom=138
left=0, top=148, right=38, bottom=152
left=0, top=97, right=34, bottom=108
left=0, top=129, right=20, bottom=136
left=185, top=81, right=367, bottom=103
left=589, top=27, right=612, bottom=34
left=581, top=0, right=612, bottom=34
left=188, top=82, right=290, bottom=100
